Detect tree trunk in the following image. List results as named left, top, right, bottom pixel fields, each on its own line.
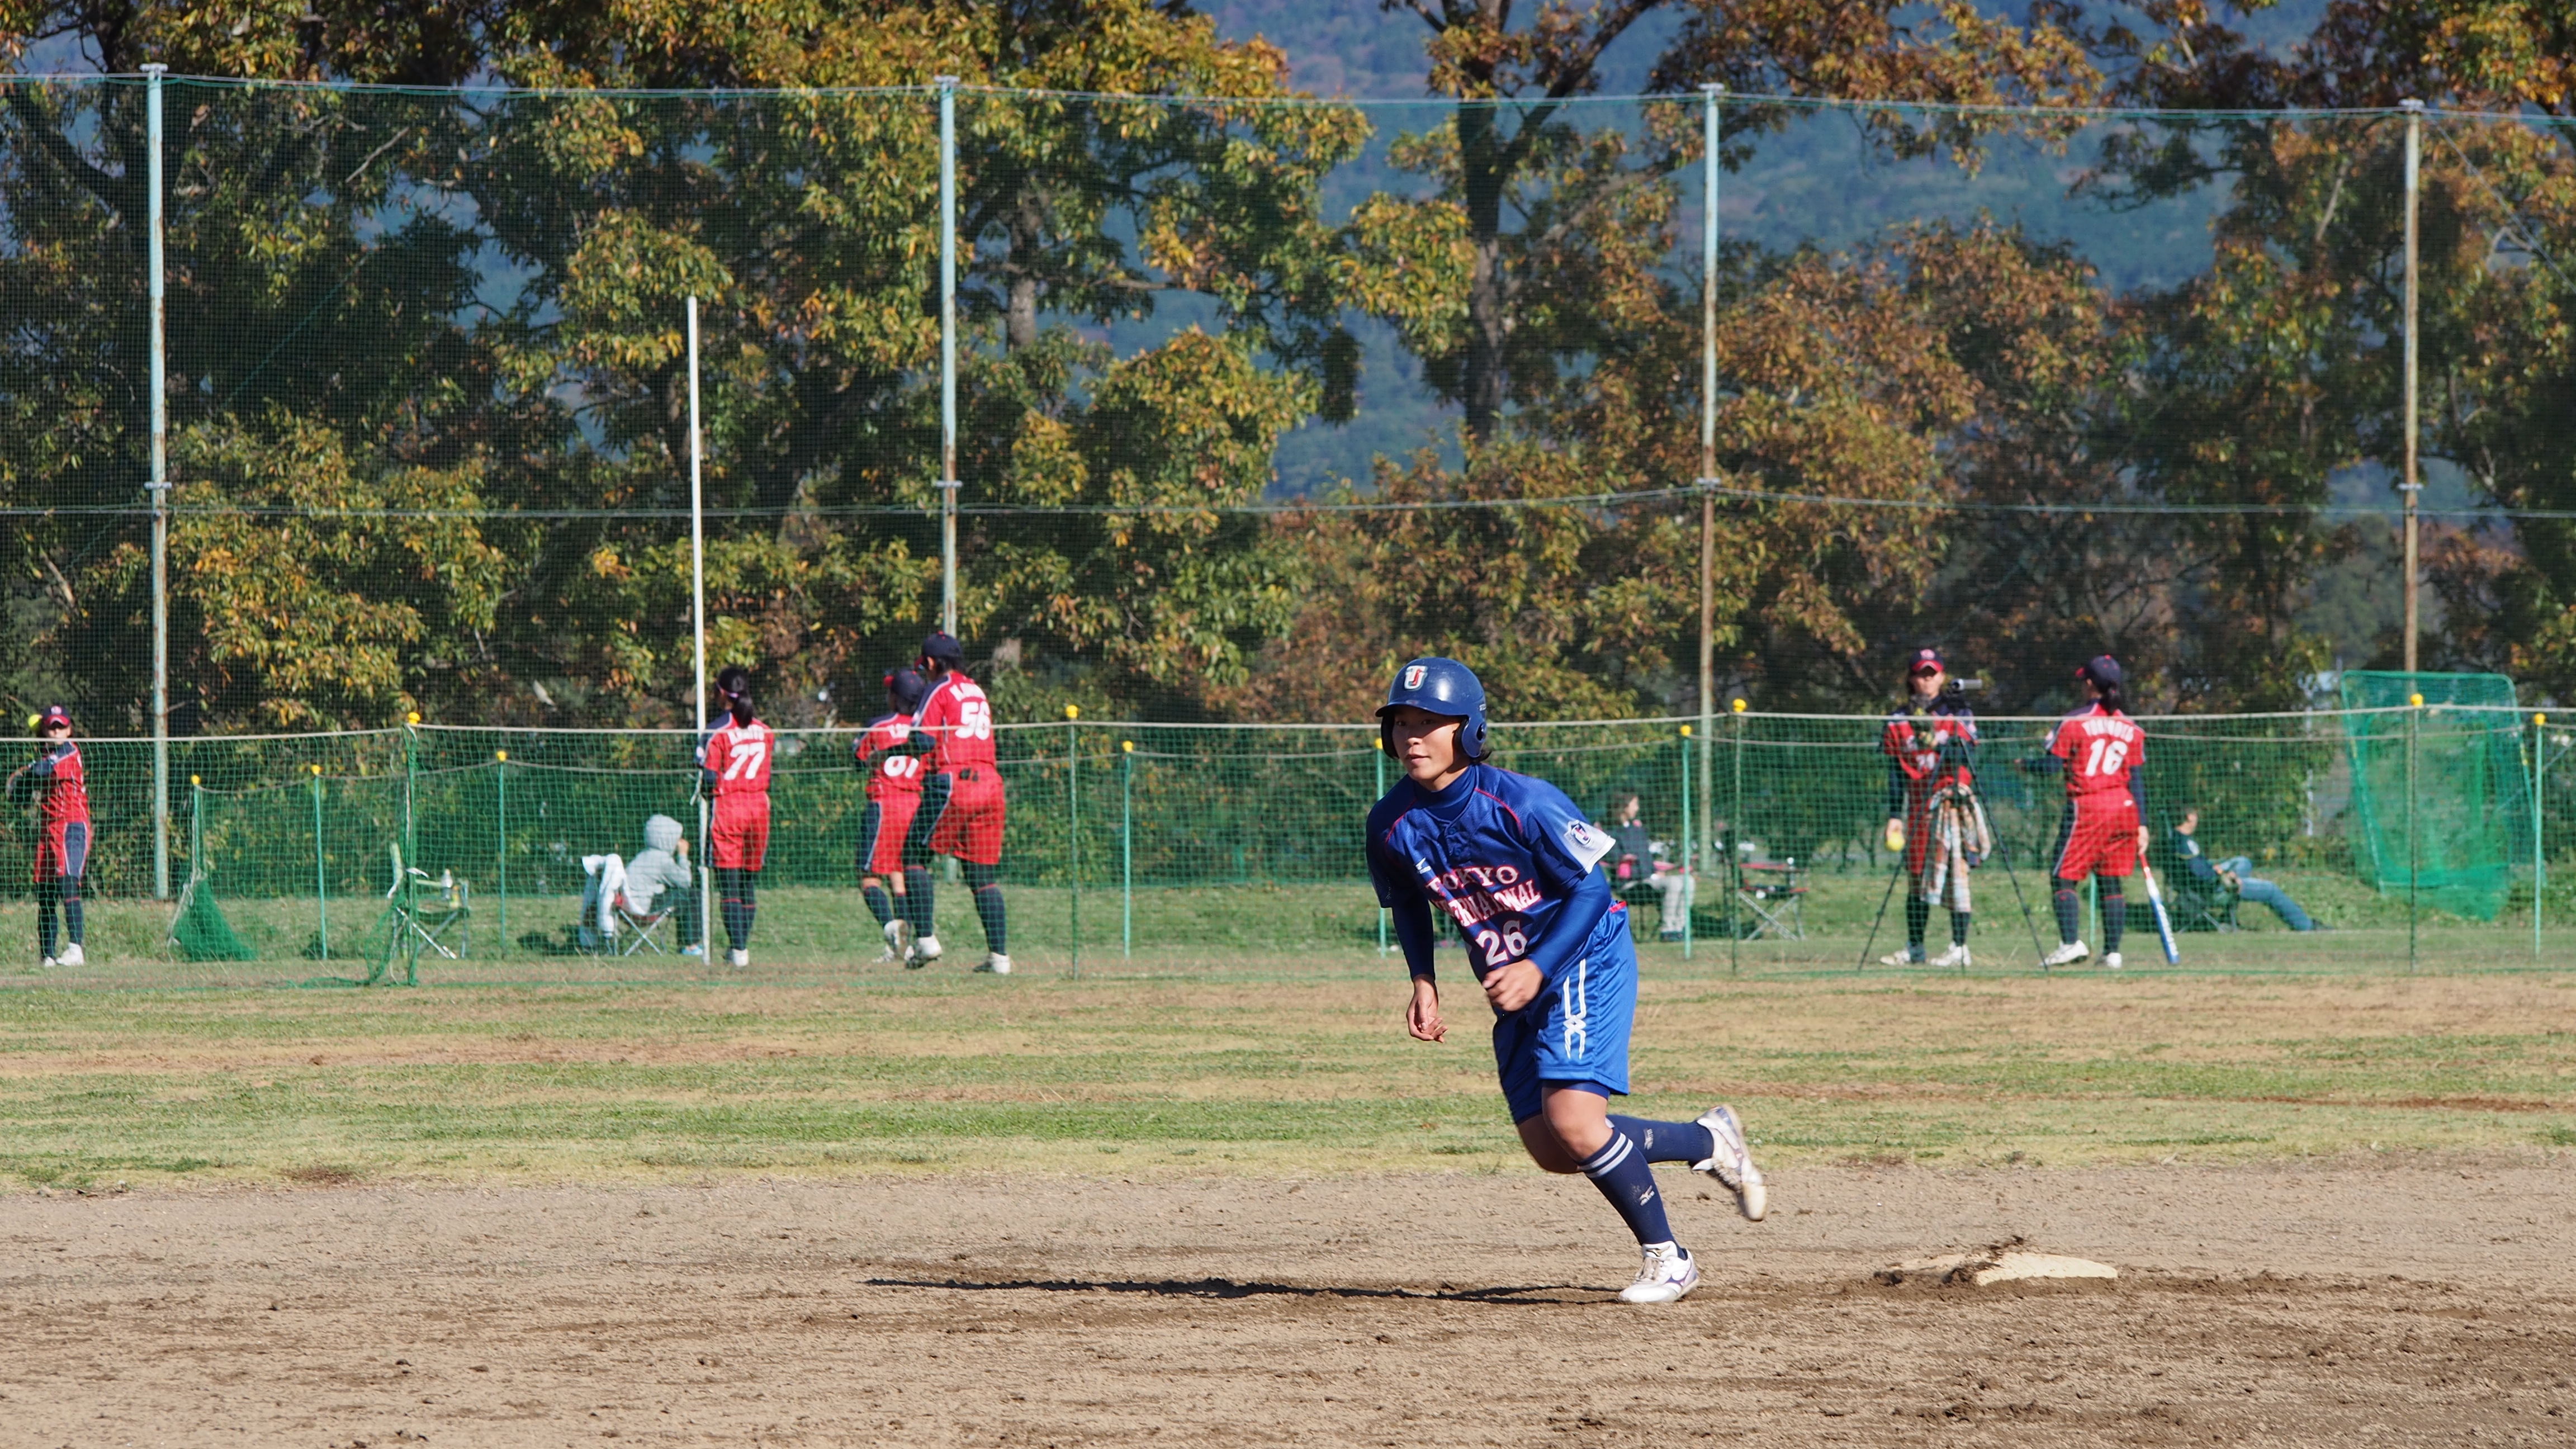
left=1459, top=103, right=1508, bottom=444
left=1005, top=192, right=1043, bottom=352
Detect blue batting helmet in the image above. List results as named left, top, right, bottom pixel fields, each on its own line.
left=1377, top=656, right=1490, bottom=763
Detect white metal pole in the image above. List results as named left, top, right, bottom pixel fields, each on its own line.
left=937, top=75, right=960, bottom=637
left=2401, top=98, right=2423, bottom=675
left=689, top=295, right=711, bottom=955
left=1696, top=83, right=1722, bottom=877
left=145, top=64, right=171, bottom=901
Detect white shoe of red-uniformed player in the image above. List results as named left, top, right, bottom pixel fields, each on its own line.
left=1618, top=1242, right=1701, bottom=1304
left=1693, top=1103, right=1768, bottom=1222
left=1926, top=943, right=1971, bottom=969
left=726, top=948, right=749, bottom=968
left=1877, top=946, right=1924, bottom=967
left=880, top=917, right=910, bottom=964
left=37, top=956, right=56, bottom=971
left=2103, top=951, right=2124, bottom=971
left=57, top=944, right=84, bottom=968
left=974, top=953, right=1012, bottom=975
left=910, top=934, right=943, bottom=966
left=2042, top=940, right=2091, bottom=969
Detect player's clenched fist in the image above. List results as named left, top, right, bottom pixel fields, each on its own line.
left=1480, top=959, right=1544, bottom=1014
left=1405, top=976, right=1446, bottom=1042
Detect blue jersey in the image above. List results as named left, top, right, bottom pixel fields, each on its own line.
left=1367, top=764, right=1623, bottom=984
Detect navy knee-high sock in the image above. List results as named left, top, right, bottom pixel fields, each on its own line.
left=1950, top=910, right=1971, bottom=948
left=1579, top=1129, right=1677, bottom=1247
left=63, top=892, right=83, bottom=946
left=2102, top=889, right=2125, bottom=954
left=973, top=886, right=1007, bottom=954
left=861, top=883, right=894, bottom=928
left=1609, top=1115, right=1715, bottom=1164
left=1903, top=895, right=1929, bottom=950
left=2051, top=879, right=2081, bottom=943
left=904, top=866, right=937, bottom=937
left=36, top=883, right=59, bottom=959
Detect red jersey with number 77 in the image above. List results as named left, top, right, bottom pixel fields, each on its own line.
left=914, top=674, right=996, bottom=774
left=700, top=719, right=775, bottom=801
left=2047, top=704, right=2144, bottom=801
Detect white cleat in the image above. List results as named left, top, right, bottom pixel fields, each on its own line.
left=974, top=953, right=1012, bottom=975
left=2042, top=940, right=2091, bottom=969
left=910, top=934, right=944, bottom=967
left=1926, top=943, right=1971, bottom=969
left=56, top=944, right=84, bottom=968
left=1694, top=1104, right=1768, bottom=1222
left=726, top=948, right=749, bottom=968
left=37, top=956, right=57, bottom=972
left=1877, top=946, right=1924, bottom=967
left=1618, top=1242, right=1701, bottom=1304
left=880, top=917, right=912, bottom=964
left=2103, top=950, right=2124, bottom=971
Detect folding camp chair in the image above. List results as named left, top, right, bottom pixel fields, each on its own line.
left=1732, top=859, right=1808, bottom=941
left=2164, top=872, right=2239, bottom=934
left=382, top=843, right=471, bottom=963
left=610, top=898, right=675, bottom=957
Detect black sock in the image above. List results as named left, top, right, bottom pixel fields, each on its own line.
left=64, top=894, right=83, bottom=946
left=1903, top=896, right=1929, bottom=953
left=861, top=883, right=894, bottom=927
left=1579, top=1129, right=1677, bottom=1247
left=719, top=868, right=756, bottom=951
left=2051, top=880, right=2081, bottom=943
left=904, top=866, right=937, bottom=937
left=973, top=885, right=1007, bottom=954
left=1950, top=910, right=1969, bottom=948
left=1609, top=1115, right=1715, bottom=1163
left=2103, top=891, right=2125, bottom=954
left=36, top=891, right=58, bottom=959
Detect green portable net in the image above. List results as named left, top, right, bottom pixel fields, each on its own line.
left=169, top=879, right=256, bottom=962
left=2337, top=673, right=2534, bottom=922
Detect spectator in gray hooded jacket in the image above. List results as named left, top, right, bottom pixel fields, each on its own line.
left=583, top=814, right=703, bottom=954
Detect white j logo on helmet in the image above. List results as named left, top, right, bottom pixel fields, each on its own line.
left=1404, top=664, right=1427, bottom=690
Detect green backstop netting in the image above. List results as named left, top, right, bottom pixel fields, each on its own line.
left=2338, top=673, right=2534, bottom=922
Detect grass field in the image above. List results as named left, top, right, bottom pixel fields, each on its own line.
left=1, top=963, right=2570, bottom=1192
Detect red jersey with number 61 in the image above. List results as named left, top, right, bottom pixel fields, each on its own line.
left=914, top=675, right=996, bottom=775
left=701, top=719, right=775, bottom=802
left=855, top=713, right=924, bottom=801
left=2047, top=704, right=2144, bottom=801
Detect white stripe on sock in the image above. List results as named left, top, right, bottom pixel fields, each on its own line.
left=1581, top=1134, right=1634, bottom=1178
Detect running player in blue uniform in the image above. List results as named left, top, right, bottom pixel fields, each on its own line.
left=1366, top=658, right=1767, bottom=1304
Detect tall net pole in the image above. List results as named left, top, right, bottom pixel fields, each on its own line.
left=146, top=65, right=171, bottom=900
left=937, top=75, right=960, bottom=637
left=2401, top=100, right=2423, bottom=673
left=689, top=295, right=710, bottom=955
left=1695, top=83, right=1722, bottom=879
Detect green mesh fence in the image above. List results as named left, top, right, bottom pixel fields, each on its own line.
left=3, top=704, right=2570, bottom=985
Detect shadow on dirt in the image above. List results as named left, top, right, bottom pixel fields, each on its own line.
left=863, top=1275, right=1588, bottom=1303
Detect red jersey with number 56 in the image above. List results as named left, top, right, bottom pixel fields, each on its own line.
left=914, top=674, right=996, bottom=775
left=2048, top=704, right=2144, bottom=802
left=700, top=719, right=775, bottom=801
left=855, top=712, right=924, bottom=801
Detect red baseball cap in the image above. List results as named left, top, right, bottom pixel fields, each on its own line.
left=1906, top=647, right=1945, bottom=676
left=35, top=704, right=70, bottom=730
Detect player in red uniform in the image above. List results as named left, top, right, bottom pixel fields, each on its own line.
left=7, top=705, right=90, bottom=969
left=2041, top=654, right=2149, bottom=970
left=855, top=667, right=928, bottom=963
left=699, top=666, right=773, bottom=968
left=898, top=632, right=1010, bottom=974
left=1879, top=646, right=1981, bottom=968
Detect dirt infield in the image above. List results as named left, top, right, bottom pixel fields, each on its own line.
left=6, top=1159, right=2570, bottom=1446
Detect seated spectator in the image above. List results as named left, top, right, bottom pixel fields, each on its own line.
left=581, top=814, right=703, bottom=955
left=1602, top=793, right=1694, bottom=943
left=2168, top=808, right=2320, bottom=931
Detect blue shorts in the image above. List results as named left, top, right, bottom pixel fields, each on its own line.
left=1491, top=911, right=1637, bottom=1123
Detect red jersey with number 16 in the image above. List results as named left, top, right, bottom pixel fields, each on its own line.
left=2047, top=705, right=2144, bottom=801
left=914, top=675, right=996, bottom=775
left=701, top=719, right=775, bottom=801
